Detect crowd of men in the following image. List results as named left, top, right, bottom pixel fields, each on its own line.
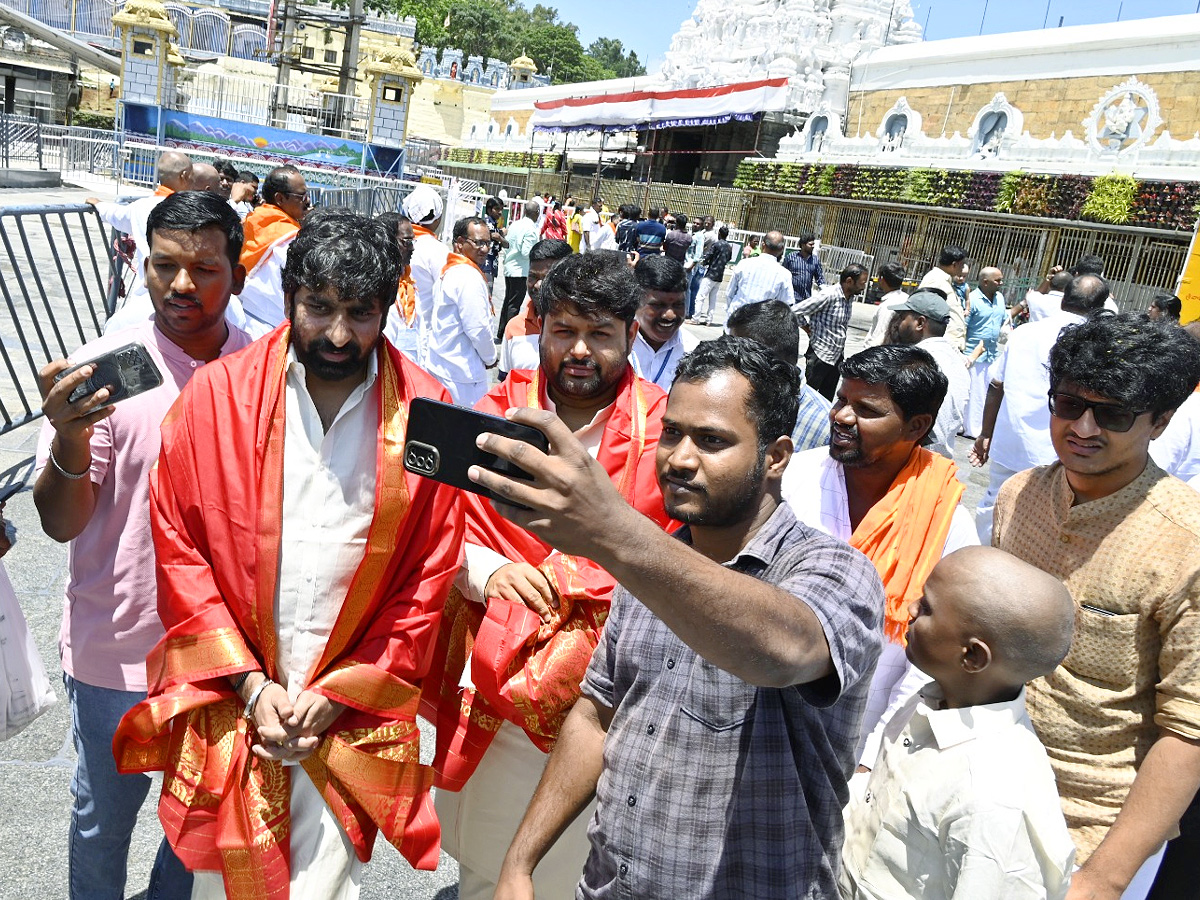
left=21, top=149, right=1200, bottom=900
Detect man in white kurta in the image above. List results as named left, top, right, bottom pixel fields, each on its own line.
left=422, top=217, right=498, bottom=405
left=404, top=184, right=452, bottom=363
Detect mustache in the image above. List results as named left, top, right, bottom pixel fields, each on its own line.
left=663, top=468, right=705, bottom=492
left=310, top=338, right=362, bottom=357
left=164, top=292, right=200, bottom=305
left=559, top=358, right=597, bottom=371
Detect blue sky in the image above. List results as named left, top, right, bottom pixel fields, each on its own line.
left=551, top=0, right=1200, bottom=75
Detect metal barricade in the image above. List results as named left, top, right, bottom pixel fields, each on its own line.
left=0, top=204, right=118, bottom=435
left=0, top=112, right=44, bottom=169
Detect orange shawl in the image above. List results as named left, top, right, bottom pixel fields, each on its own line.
left=114, top=326, right=463, bottom=898
left=153, top=184, right=174, bottom=197
left=850, top=447, right=963, bottom=644
left=240, top=204, right=300, bottom=276
left=503, top=296, right=539, bottom=342
left=394, top=268, right=416, bottom=326
left=442, top=251, right=493, bottom=315
left=419, top=368, right=675, bottom=790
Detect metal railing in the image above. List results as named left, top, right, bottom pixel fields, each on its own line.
left=0, top=113, right=44, bottom=168
left=0, top=204, right=118, bottom=435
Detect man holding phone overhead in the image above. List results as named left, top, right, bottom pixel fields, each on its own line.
left=33, top=190, right=252, bottom=900
left=112, top=215, right=463, bottom=898
left=420, top=249, right=676, bottom=900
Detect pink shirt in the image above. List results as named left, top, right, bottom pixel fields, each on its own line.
left=36, top=318, right=252, bottom=692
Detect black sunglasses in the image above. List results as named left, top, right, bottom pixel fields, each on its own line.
left=1048, top=392, right=1147, bottom=433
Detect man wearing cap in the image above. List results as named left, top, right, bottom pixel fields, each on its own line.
left=403, top=184, right=451, bottom=362
left=883, top=291, right=969, bottom=461
left=782, top=345, right=977, bottom=777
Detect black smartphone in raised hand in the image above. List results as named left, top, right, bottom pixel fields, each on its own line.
left=403, top=397, right=550, bottom=508
left=54, top=342, right=163, bottom=405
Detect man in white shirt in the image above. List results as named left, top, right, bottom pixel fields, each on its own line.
left=969, top=274, right=1112, bottom=543
left=500, top=200, right=541, bottom=339
left=115, top=215, right=463, bottom=899
left=1151, top=322, right=1200, bottom=481
left=580, top=197, right=604, bottom=252
left=918, top=246, right=968, bottom=351
left=863, top=262, right=909, bottom=347
left=630, top=255, right=700, bottom=389
left=236, top=165, right=310, bottom=336
left=403, top=184, right=451, bottom=361
left=499, top=239, right=572, bottom=378
left=724, top=230, right=794, bottom=323
left=1019, top=269, right=1072, bottom=322
left=882, top=291, right=969, bottom=461
left=782, top=344, right=978, bottom=774
left=423, top=216, right=498, bottom=405
left=88, top=150, right=193, bottom=333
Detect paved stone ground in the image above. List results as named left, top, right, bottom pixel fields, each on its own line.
left=0, top=183, right=988, bottom=897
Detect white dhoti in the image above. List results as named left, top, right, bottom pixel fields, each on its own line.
left=965, top=357, right=994, bottom=438
left=975, top=458, right=1020, bottom=545
left=446, top=379, right=489, bottom=408
left=436, top=720, right=595, bottom=900
left=191, top=767, right=363, bottom=900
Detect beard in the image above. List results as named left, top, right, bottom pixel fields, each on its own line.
left=294, top=335, right=370, bottom=382
left=546, top=354, right=625, bottom=401
left=828, top=424, right=866, bottom=467
left=884, top=315, right=913, bottom=346
left=664, top=456, right=766, bottom=527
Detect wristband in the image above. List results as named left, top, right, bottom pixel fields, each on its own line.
left=48, top=444, right=89, bottom=480
left=243, top=677, right=274, bottom=720
left=231, top=671, right=252, bottom=695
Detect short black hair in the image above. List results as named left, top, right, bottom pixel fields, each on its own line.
left=1061, top=274, right=1110, bottom=313
left=485, top=196, right=503, bottom=213
left=674, top=335, right=800, bottom=454
left=282, top=213, right=401, bottom=314
left=146, top=189, right=243, bottom=266
left=452, top=215, right=488, bottom=242
left=236, top=171, right=259, bottom=186
left=214, top=158, right=239, bottom=180
left=1151, top=290, right=1183, bottom=321
left=1070, top=254, right=1104, bottom=276
left=530, top=238, right=572, bottom=264
left=262, top=165, right=300, bottom=205
left=535, top=250, right=642, bottom=325
left=840, top=263, right=868, bottom=285
left=726, top=300, right=800, bottom=367
left=718, top=225, right=729, bottom=239
left=938, top=246, right=968, bottom=266
left=840, top=344, right=948, bottom=429
left=302, top=206, right=357, bottom=230
left=1049, top=312, right=1200, bottom=419
left=634, top=254, right=687, bottom=295
left=674, top=214, right=688, bottom=229
left=798, top=230, right=815, bottom=245
left=647, top=207, right=661, bottom=219
left=878, top=261, right=906, bottom=290
left=627, top=204, right=642, bottom=221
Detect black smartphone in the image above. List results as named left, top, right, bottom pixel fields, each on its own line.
left=403, top=397, right=550, bottom=507
left=54, top=342, right=163, bottom=405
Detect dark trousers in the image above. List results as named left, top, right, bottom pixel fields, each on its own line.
left=1148, top=786, right=1200, bottom=898
left=806, top=351, right=842, bottom=402
left=497, top=275, right=527, bottom=340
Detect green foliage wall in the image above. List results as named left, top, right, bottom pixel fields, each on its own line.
left=733, top=160, right=1200, bottom=231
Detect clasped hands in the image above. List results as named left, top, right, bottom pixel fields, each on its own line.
left=245, top=676, right=345, bottom=763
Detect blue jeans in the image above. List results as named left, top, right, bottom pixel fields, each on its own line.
left=687, top=266, right=705, bottom=317
left=65, top=675, right=192, bottom=900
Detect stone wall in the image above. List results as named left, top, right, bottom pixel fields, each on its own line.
left=406, top=79, right=496, bottom=146
left=847, top=71, right=1200, bottom=141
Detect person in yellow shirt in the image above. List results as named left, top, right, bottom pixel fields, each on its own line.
left=565, top=198, right=583, bottom=253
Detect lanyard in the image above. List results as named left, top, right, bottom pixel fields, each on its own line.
left=651, top=347, right=675, bottom=385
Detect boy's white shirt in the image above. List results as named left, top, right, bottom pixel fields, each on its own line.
left=840, top=684, right=1076, bottom=900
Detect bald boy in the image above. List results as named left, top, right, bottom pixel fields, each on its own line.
left=841, top=547, right=1078, bottom=900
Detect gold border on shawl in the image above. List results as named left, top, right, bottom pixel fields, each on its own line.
left=157, top=628, right=255, bottom=684
left=316, top=660, right=421, bottom=720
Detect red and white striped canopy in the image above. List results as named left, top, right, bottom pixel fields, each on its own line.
left=529, top=78, right=791, bottom=132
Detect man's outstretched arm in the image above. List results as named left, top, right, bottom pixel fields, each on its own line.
left=494, top=694, right=612, bottom=900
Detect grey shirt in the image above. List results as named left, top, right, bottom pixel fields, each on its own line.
left=579, top=502, right=884, bottom=900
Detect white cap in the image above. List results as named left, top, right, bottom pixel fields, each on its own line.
left=402, top=184, right=444, bottom=225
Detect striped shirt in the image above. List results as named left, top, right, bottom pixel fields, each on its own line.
left=724, top=253, right=795, bottom=319
left=795, top=284, right=855, bottom=365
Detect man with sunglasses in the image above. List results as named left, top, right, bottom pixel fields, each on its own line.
left=993, top=312, right=1200, bottom=900
left=969, top=274, right=1111, bottom=542
left=237, top=165, right=310, bottom=337
left=423, top=216, right=498, bottom=405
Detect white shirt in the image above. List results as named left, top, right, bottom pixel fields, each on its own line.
left=781, top=447, right=978, bottom=766
left=841, top=685, right=1075, bottom=900
left=422, top=261, right=497, bottom=392
left=1151, top=392, right=1200, bottom=482
left=863, top=290, right=909, bottom=347
left=990, top=310, right=1086, bottom=472
left=918, top=267, right=967, bottom=351
left=581, top=209, right=602, bottom=251
left=276, top=349, right=379, bottom=700
left=410, top=232, right=452, bottom=361
left=592, top=221, right=618, bottom=253
left=1023, top=289, right=1063, bottom=323
left=501, top=333, right=540, bottom=374
left=629, top=328, right=700, bottom=390
left=918, top=336, right=969, bottom=460
left=239, top=236, right=294, bottom=337
left=724, top=253, right=795, bottom=318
